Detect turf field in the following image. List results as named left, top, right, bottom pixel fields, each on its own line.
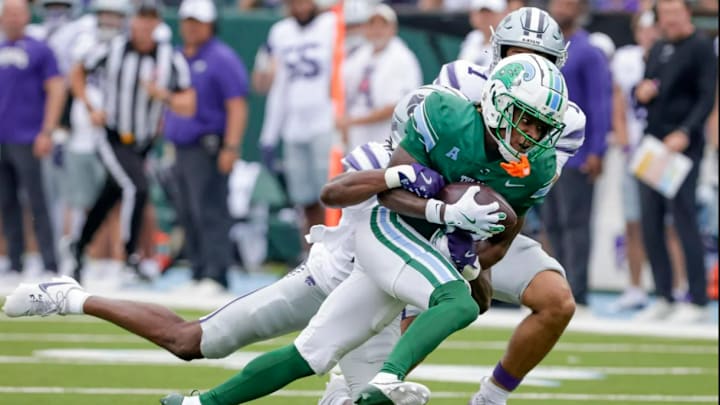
left=0, top=304, right=717, bottom=405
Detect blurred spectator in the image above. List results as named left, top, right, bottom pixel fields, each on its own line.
left=258, top=0, right=337, bottom=255
left=0, top=0, right=64, bottom=280
left=164, top=0, right=249, bottom=293
left=344, top=0, right=374, bottom=57
left=458, top=0, right=507, bottom=66
left=339, top=4, right=421, bottom=149
left=26, top=0, right=82, bottom=258
left=61, top=0, right=130, bottom=260
left=69, top=0, right=195, bottom=283
left=634, top=0, right=717, bottom=322
left=544, top=0, right=612, bottom=309
left=608, top=13, right=654, bottom=310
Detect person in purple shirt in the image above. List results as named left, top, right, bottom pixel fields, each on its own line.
left=0, top=0, right=65, bottom=280
left=164, top=0, right=249, bottom=293
left=544, top=0, right=612, bottom=308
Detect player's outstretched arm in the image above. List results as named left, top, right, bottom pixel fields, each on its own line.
left=320, top=169, right=390, bottom=208
left=321, top=145, right=444, bottom=208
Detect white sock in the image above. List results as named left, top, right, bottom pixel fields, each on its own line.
left=66, top=289, right=91, bottom=315
left=182, top=396, right=202, bottom=405
left=371, top=372, right=400, bottom=384
left=480, top=378, right=511, bottom=403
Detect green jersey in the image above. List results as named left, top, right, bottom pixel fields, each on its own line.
left=400, top=91, right=556, bottom=217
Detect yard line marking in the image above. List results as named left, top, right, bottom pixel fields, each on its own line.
left=0, top=387, right=715, bottom=402
left=440, top=341, right=719, bottom=355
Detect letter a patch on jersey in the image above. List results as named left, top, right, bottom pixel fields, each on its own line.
left=446, top=147, right=460, bottom=161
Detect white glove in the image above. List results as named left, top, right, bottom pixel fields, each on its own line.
left=441, top=185, right=507, bottom=238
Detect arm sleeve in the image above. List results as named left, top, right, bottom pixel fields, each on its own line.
left=680, top=37, right=718, bottom=135
left=582, top=46, right=611, bottom=157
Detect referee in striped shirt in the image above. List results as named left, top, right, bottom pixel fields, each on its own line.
left=69, top=0, right=196, bottom=281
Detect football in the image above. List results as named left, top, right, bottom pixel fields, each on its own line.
left=436, top=182, right=518, bottom=236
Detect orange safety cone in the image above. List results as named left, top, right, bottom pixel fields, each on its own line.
left=325, top=1, right=345, bottom=228
left=708, top=261, right=718, bottom=300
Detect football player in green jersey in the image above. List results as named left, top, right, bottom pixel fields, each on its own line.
left=158, top=53, right=569, bottom=405
left=349, top=52, right=569, bottom=404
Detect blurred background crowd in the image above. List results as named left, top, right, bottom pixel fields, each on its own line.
left=0, top=0, right=717, bottom=322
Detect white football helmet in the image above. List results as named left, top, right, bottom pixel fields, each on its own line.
left=491, top=7, right=567, bottom=69
left=480, top=53, right=568, bottom=162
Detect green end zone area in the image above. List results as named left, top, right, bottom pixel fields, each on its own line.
left=0, top=309, right=717, bottom=405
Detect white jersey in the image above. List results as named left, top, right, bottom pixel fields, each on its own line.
left=459, top=31, right=492, bottom=67
left=611, top=45, right=647, bottom=150
left=259, top=12, right=337, bottom=146
left=304, top=142, right=391, bottom=294
left=344, top=37, right=422, bottom=149
left=65, top=15, right=109, bottom=153
left=27, top=17, right=91, bottom=76
left=432, top=60, right=586, bottom=177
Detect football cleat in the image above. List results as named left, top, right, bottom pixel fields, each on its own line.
left=355, top=380, right=430, bottom=405
left=2, top=276, right=82, bottom=317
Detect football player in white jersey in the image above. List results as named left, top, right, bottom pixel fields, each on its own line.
left=259, top=0, right=338, bottom=247
left=2, top=140, right=443, bottom=404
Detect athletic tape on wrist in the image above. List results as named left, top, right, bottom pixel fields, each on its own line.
left=425, top=199, right=444, bottom=224
left=384, top=166, right=403, bottom=188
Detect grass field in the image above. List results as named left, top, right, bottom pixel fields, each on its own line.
left=0, top=305, right=717, bottom=405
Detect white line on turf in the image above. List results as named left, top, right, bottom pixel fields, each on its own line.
left=0, top=387, right=715, bottom=402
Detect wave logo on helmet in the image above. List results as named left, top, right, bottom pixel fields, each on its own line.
left=491, top=61, right=536, bottom=90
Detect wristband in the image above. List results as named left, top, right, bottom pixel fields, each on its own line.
left=425, top=198, right=444, bottom=224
